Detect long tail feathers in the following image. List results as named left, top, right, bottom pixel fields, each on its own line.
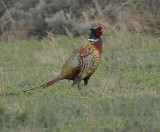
left=21, top=75, right=63, bottom=93
left=40, top=75, right=63, bottom=88
left=0, top=75, right=63, bottom=96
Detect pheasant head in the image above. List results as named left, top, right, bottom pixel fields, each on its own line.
left=88, top=27, right=102, bottom=41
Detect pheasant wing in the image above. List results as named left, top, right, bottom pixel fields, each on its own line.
left=72, top=53, right=94, bottom=86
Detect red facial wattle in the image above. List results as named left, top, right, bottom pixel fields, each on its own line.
left=94, top=27, right=102, bottom=37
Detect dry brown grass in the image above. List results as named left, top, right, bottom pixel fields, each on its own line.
left=0, top=0, right=159, bottom=40
left=34, top=36, right=68, bottom=65
left=81, top=0, right=160, bottom=37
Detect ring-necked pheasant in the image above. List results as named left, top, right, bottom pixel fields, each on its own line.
left=38, top=27, right=102, bottom=89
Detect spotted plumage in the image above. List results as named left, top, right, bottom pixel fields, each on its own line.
left=40, top=26, right=102, bottom=88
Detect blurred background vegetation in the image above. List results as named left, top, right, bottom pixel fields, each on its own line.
left=0, top=0, right=160, bottom=40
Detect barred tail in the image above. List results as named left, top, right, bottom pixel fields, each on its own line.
left=41, top=75, right=63, bottom=88
left=0, top=75, right=64, bottom=96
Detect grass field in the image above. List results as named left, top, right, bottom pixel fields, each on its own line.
left=0, top=34, right=160, bottom=132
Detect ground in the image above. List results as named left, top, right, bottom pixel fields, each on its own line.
left=0, top=34, right=160, bottom=132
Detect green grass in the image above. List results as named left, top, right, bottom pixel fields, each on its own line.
left=0, top=34, right=160, bottom=132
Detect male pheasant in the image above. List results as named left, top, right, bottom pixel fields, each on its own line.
left=41, top=26, right=102, bottom=88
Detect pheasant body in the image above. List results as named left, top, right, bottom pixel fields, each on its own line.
left=41, top=27, right=102, bottom=88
